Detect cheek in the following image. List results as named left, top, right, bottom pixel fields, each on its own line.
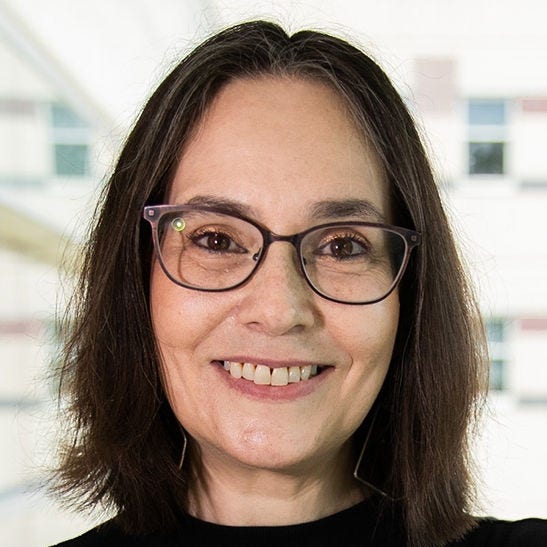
left=345, top=293, right=399, bottom=361
left=149, top=264, right=224, bottom=415
left=337, top=292, right=400, bottom=402
left=150, top=262, right=228, bottom=349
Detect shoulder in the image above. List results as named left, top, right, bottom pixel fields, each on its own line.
left=53, top=513, right=547, bottom=547
left=451, top=517, right=547, bottom=546
left=52, top=521, right=124, bottom=547
left=50, top=519, right=167, bottom=547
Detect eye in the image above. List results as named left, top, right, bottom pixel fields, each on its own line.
left=315, top=234, right=369, bottom=260
left=190, top=230, right=246, bottom=254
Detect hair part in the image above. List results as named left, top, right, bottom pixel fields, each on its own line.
left=53, top=21, right=487, bottom=546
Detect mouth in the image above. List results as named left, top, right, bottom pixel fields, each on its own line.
left=215, top=360, right=325, bottom=387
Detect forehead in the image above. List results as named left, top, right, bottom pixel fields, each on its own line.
left=169, top=76, right=390, bottom=226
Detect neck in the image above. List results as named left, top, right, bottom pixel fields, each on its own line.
left=185, top=442, right=365, bottom=526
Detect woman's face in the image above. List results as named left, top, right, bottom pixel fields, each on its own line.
left=150, top=76, right=399, bottom=475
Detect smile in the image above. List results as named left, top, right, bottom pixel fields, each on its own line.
left=222, top=360, right=321, bottom=386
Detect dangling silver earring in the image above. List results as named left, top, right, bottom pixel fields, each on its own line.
left=353, top=409, right=394, bottom=500
left=178, top=428, right=188, bottom=470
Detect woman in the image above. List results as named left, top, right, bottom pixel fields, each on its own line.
left=53, top=21, right=547, bottom=546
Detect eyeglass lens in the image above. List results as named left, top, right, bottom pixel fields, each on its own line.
left=155, top=209, right=408, bottom=304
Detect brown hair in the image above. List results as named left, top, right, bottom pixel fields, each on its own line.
left=54, top=21, right=487, bottom=546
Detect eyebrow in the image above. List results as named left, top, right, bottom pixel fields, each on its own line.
left=182, top=195, right=386, bottom=223
left=184, top=195, right=254, bottom=216
left=310, top=199, right=387, bottom=223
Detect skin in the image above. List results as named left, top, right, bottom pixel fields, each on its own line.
left=150, top=76, right=400, bottom=525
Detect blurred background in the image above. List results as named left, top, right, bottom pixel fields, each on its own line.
left=0, top=0, right=546, bottom=544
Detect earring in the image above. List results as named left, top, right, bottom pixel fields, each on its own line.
left=178, top=428, right=188, bottom=470
left=353, top=409, right=395, bottom=500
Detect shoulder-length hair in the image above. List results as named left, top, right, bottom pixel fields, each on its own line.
left=54, top=20, right=487, bottom=546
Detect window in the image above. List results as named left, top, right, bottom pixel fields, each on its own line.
left=469, top=142, right=504, bottom=175
left=485, top=318, right=508, bottom=391
left=468, top=99, right=507, bottom=176
left=50, top=103, right=90, bottom=177
left=54, top=144, right=89, bottom=176
left=469, top=100, right=506, bottom=125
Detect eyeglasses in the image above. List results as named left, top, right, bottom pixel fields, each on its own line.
left=143, top=205, right=421, bottom=305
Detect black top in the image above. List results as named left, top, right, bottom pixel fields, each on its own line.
left=54, top=497, right=547, bottom=547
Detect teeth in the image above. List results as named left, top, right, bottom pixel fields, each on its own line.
left=254, top=364, right=271, bottom=385
left=271, top=367, right=289, bottom=386
left=229, top=362, right=243, bottom=379
left=242, top=362, right=255, bottom=380
left=223, top=361, right=320, bottom=385
left=288, top=366, right=301, bottom=383
left=300, top=365, right=312, bottom=380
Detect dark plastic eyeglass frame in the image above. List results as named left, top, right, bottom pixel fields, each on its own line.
left=143, top=204, right=422, bottom=305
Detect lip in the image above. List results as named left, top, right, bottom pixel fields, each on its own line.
left=211, top=359, right=333, bottom=402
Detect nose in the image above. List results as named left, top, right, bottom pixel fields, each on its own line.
left=235, top=242, right=318, bottom=336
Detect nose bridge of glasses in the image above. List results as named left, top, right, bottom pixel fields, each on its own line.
left=258, top=231, right=307, bottom=282
left=265, top=231, right=301, bottom=248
